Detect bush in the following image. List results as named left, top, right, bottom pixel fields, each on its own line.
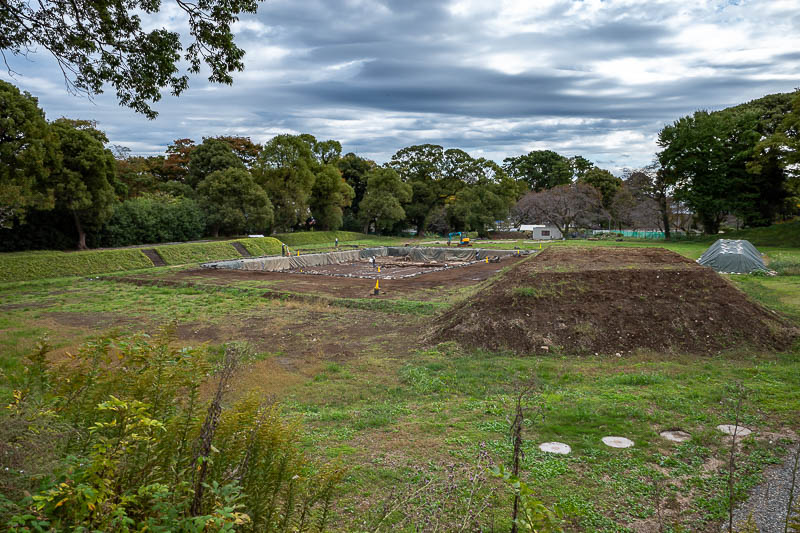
left=0, top=248, right=153, bottom=282
left=1, top=332, right=343, bottom=532
left=97, top=195, right=205, bottom=247
left=768, top=253, right=800, bottom=275
left=154, top=242, right=242, bottom=265
left=274, top=231, right=368, bottom=247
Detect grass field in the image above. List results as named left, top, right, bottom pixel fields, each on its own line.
left=1, top=237, right=799, bottom=531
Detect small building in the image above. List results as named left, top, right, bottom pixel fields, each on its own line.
left=519, top=224, right=562, bottom=240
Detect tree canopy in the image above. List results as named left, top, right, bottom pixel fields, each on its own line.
left=1, top=0, right=262, bottom=118
left=0, top=79, right=57, bottom=227
left=49, top=119, right=118, bottom=249
left=186, top=138, right=245, bottom=189
left=503, top=150, right=573, bottom=191
left=197, top=167, right=273, bottom=236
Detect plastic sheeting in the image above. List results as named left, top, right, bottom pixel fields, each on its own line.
left=202, top=246, right=525, bottom=272
left=697, top=239, right=768, bottom=274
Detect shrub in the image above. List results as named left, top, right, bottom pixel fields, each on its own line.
left=98, top=194, right=205, bottom=247
left=0, top=248, right=153, bottom=282
left=1, top=331, right=343, bottom=531
left=768, top=253, right=800, bottom=275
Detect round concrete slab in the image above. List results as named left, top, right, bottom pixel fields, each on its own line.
left=660, top=430, right=691, bottom=443
left=716, top=424, right=752, bottom=437
left=602, top=436, right=634, bottom=448
left=539, top=442, right=571, bottom=455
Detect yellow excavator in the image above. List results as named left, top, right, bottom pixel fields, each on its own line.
left=448, top=232, right=471, bottom=246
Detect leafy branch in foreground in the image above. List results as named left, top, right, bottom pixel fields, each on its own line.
left=1, top=0, right=261, bottom=118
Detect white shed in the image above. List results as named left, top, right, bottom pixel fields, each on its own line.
left=519, top=224, right=562, bottom=240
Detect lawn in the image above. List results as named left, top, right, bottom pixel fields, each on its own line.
left=1, top=238, right=798, bottom=531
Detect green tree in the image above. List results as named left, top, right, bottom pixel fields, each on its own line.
left=578, top=167, right=622, bottom=209
left=338, top=153, right=376, bottom=222
left=359, top=167, right=412, bottom=234
left=197, top=168, right=273, bottom=236
left=313, top=139, right=343, bottom=165
left=186, top=138, right=244, bottom=189
left=448, top=182, right=510, bottom=237
left=750, top=90, right=800, bottom=220
left=310, top=165, right=354, bottom=230
left=253, top=134, right=317, bottom=231
left=2, top=0, right=262, bottom=118
left=658, top=110, right=761, bottom=234
left=569, top=155, right=594, bottom=180
left=50, top=119, right=117, bottom=249
left=387, top=144, right=473, bottom=235
left=502, top=150, right=573, bottom=191
left=0, top=80, right=57, bottom=227
left=214, top=135, right=262, bottom=168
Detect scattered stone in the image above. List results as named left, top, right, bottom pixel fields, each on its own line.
left=716, top=424, right=752, bottom=437
left=538, top=442, right=570, bottom=454
left=540, top=345, right=549, bottom=351
left=660, top=430, right=691, bottom=443
left=602, top=436, right=634, bottom=448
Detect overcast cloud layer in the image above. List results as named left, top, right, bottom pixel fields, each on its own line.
left=3, top=0, right=800, bottom=172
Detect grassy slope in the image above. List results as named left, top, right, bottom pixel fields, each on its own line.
left=0, top=249, right=154, bottom=282
left=275, top=231, right=370, bottom=246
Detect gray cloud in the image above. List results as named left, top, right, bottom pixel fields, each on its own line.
left=3, top=0, right=799, bottom=173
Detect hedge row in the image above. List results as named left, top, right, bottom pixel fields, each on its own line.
left=0, top=249, right=154, bottom=283
left=274, top=231, right=369, bottom=247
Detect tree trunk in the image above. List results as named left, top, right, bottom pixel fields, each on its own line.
left=659, top=194, right=671, bottom=240
left=72, top=211, right=88, bottom=250
left=416, top=221, right=425, bottom=238
left=363, top=219, right=371, bottom=235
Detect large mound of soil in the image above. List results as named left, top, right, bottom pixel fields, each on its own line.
left=430, top=247, right=798, bottom=355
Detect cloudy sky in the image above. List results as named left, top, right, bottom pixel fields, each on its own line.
left=3, top=0, right=800, bottom=172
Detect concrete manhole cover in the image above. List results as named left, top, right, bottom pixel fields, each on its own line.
left=660, top=430, right=691, bottom=443
left=539, top=442, right=571, bottom=454
left=716, top=424, right=752, bottom=437
left=602, top=436, right=634, bottom=448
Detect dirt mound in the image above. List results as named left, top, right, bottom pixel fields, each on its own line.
left=430, top=247, right=798, bottom=355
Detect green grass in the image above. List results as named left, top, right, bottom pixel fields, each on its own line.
left=274, top=231, right=371, bottom=247
left=233, top=236, right=283, bottom=256
left=705, top=220, right=800, bottom=247
left=1, top=239, right=799, bottom=531
left=154, top=241, right=243, bottom=265
left=0, top=248, right=154, bottom=282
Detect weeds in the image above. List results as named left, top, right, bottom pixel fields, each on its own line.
left=0, top=330, right=343, bottom=532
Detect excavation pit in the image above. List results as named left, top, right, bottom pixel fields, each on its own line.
left=202, top=246, right=528, bottom=280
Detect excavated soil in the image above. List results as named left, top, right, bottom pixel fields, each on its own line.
left=132, top=255, right=524, bottom=301
left=431, top=247, right=798, bottom=355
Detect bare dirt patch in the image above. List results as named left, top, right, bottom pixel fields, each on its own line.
left=136, top=255, right=524, bottom=301
left=430, top=247, right=798, bottom=355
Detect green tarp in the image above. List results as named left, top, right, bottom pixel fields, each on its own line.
left=697, top=239, right=768, bottom=274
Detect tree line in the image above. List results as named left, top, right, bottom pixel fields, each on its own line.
left=2, top=79, right=798, bottom=251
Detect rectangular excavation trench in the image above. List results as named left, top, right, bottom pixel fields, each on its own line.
left=201, top=246, right=528, bottom=280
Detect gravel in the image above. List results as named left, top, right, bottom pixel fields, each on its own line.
left=727, top=445, right=800, bottom=532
